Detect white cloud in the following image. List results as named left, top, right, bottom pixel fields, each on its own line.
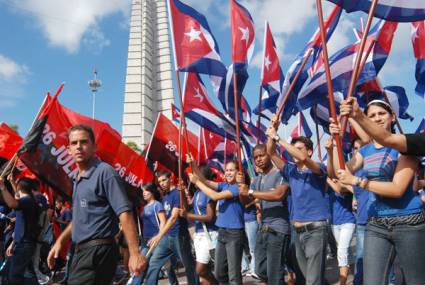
left=9, top=0, right=131, bottom=53
left=0, top=54, right=30, bottom=108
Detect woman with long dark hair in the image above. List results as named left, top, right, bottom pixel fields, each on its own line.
left=330, top=100, right=425, bottom=284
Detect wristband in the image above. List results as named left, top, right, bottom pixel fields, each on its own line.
left=248, top=189, right=254, bottom=197
left=354, top=177, right=362, bottom=187
left=273, top=134, right=280, bottom=143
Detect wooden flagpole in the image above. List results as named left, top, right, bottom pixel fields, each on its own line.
left=313, top=106, right=323, bottom=162
left=256, top=85, right=263, bottom=144
left=233, top=72, right=243, bottom=171
left=340, top=0, right=380, bottom=135
left=316, top=0, right=345, bottom=169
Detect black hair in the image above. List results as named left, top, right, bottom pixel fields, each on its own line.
left=290, top=136, right=314, bottom=151
left=253, top=144, right=267, bottom=153
left=199, top=164, right=216, bottom=181
left=156, top=169, right=171, bottom=179
left=364, top=101, right=396, bottom=133
left=16, top=177, right=37, bottom=195
left=68, top=124, right=96, bottom=144
left=143, top=182, right=161, bottom=201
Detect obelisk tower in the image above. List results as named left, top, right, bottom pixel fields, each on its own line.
left=122, top=0, right=174, bottom=149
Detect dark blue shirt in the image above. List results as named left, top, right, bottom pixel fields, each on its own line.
left=57, top=208, right=72, bottom=231
left=162, top=189, right=187, bottom=237
left=14, top=196, right=38, bottom=243
left=72, top=159, right=131, bottom=244
left=353, top=170, right=370, bottom=225
left=329, top=192, right=355, bottom=225
left=359, top=144, right=423, bottom=217
left=34, top=193, right=49, bottom=210
left=193, top=191, right=217, bottom=233
left=281, top=163, right=329, bottom=222
left=215, top=183, right=244, bottom=229
left=244, top=204, right=257, bottom=222
left=140, top=201, right=164, bottom=239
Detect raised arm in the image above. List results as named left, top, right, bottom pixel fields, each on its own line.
left=337, top=155, right=418, bottom=198
left=340, top=97, right=406, bottom=152
left=189, top=174, right=233, bottom=201
left=266, top=134, right=285, bottom=170
left=187, top=154, right=219, bottom=190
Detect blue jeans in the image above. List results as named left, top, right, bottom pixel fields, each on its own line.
left=8, top=240, right=38, bottom=285
left=145, top=233, right=199, bottom=285
left=364, top=221, right=425, bottom=285
left=215, top=228, right=244, bottom=285
left=242, top=220, right=258, bottom=273
left=255, top=230, right=289, bottom=285
left=354, top=224, right=365, bottom=285
left=294, top=224, right=328, bottom=285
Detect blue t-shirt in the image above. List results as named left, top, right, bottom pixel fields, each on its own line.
left=215, top=183, right=244, bottom=229
left=359, top=144, right=423, bottom=217
left=72, top=159, right=131, bottom=244
left=162, top=188, right=187, bottom=237
left=14, top=196, right=38, bottom=243
left=353, top=170, right=370, bottom=225
left=329, top=191, right=355, bottom=225
left=141, top=201, right=164, bottom=239
left=281, top=163, right=330, bottom=222
left=244, top=204, right=257, bottom=222
left=193, top=191, right=218, bottom=233
left=57, top=208, right=72, bottom=231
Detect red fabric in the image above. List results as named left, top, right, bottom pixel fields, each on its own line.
left=0, top=123, right=22, bottom=160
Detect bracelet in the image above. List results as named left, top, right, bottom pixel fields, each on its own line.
left=359, top=178, right=369, bottom=189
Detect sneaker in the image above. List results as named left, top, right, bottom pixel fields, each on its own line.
left=250, top=272, right=261, bottom=280
left=38, top=275, right=50, bottom=285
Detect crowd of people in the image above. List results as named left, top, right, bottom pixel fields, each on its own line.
left=0, top=97, right=424, bottom=285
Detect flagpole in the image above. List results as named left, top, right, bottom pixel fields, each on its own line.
left=232, top=72, right=243, bottom=171
left=276, top=48, right=313, bottom=120
left=340, top=0, right=379, bottom=135
left=256, top=85, right=263, bottom=144
left=316, top=0, right=345, bottom=169
left=313, top=107, right=323, bottom=162
left=175, top=70, right=189, bottom=210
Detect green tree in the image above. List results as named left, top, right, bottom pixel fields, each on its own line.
left=126, top=141, right=141, bottom=154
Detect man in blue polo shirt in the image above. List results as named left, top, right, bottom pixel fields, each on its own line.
left=267, top=119, right=330, bottom=285
left=47, top=124, right=146, bottom=285
left=144, top=169, right=199, bottom=285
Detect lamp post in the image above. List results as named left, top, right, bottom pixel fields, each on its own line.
left=88, top=69, right=102, bottom=119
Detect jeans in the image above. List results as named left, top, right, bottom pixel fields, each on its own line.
left=363, top=221, right=425, bottom=285
left=354, top=224, right=365, bottom=285
left=127, top=239, right=177, bottom=285
left=8, top=240, right=38, bottom=285
left=145, top=232, right=199, bottom=285
left=215, top=228, right=244, bottom=285
left=255, top=230, right=289, bottom=285
left=294, top=224, right=328, bottom=285
left=332, top=223, right=355, bottom=267
left=242, top=220, right=258, bottom=273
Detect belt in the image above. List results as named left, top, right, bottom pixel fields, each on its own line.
left=368, top=211, right=425, bottom=228
left=259, top=224, right=278, bottom=234
left=75, top=237, right=115, bottom=253
left=294, top=221, right=327, bottom=234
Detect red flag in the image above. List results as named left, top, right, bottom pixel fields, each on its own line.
left=0, top=123, right=23, bottom=160
left=145, top=114, right=198, bottom=176
left=230, top=0, right=255, bottom=64
left=18, top=95, right=154, bottom=199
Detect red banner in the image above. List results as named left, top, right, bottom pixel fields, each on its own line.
left=0, top=123, right=22, bottom=160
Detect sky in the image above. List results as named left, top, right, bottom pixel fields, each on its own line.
left=1, top=0, right=424, bottom=147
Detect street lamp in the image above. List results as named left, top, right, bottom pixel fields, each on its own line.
left=88, top=68, right=102, bottom=119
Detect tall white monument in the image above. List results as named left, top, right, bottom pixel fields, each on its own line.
left=122, top=0, right=174, bottom=149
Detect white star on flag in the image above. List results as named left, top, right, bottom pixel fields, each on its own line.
left=239, top=26, right=249, bottom=45
left=412, top=24, right=419, bottom=40
left=185, top=27, right=202, bottom=42
left=194, top=87, right=204, bottom=102
left=264, top=55, right=272, bottom=71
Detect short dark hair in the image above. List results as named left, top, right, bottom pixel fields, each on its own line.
left=17, top=177, right=37, bottom=194
left=199, top=164, right=216, bottom=180
left=156, top=169, right=171, bottom=179
left=291, top=136, right=314, bottom=151
left=253, top=144, right=267, bottom=153
left=68, top=124, right=96, bottom=144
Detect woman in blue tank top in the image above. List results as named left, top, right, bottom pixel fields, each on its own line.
left=331, top=100, right=425, bottom=284
left=187, top=156, right=246, bottom=285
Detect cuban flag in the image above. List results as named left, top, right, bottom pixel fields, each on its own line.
left=280, top=5, right=342, bottom=123
left=327, top=0, right=425, bottom=22
left=356, top=85, right=414, bottom=121
left=230, top=0, right=255, bottom=64
left=183, top=72, right=237, bottom=140
left=298, top=20, right=398, bottom=111
left=167, top=0, right=227, bottom=77
left=290, top=112, right=313, bottom=139
left=416, top=117, right=425, bottom=133
left=171, top=104, right=180, bottom=124
left=411, top=21, right=425, bottom=99
left=253, top=22, right=285, bottom=121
